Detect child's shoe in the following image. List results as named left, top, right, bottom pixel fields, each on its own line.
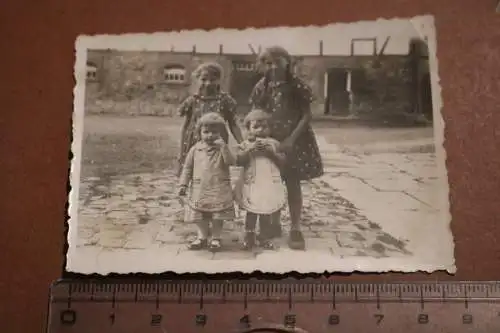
left=287, top=230, right=305, bottom=250
left=188, top=238, right=208, bottom=250
left=241, top=232, right=256, bottom=251
left=260, top=239, right=276, bottom=250
left=208, top=238, right=222, bottom=252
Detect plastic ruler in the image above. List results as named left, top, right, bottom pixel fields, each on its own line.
left=46, top=279, right=500, bottom=332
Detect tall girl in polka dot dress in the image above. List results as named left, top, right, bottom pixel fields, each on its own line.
left=249, top=46, right=324, bottom=250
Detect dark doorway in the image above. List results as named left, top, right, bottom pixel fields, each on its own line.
left=420, top=72, right=433, bottom=120
left=229, top=61, right=262, bottom=116
left=324, top=68, right=350, bottom=115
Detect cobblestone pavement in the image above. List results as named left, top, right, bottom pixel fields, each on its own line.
left=73, top=133, right=444, bottom=261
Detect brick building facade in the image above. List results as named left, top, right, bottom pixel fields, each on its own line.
left=84, top=38, right=432, bottom=123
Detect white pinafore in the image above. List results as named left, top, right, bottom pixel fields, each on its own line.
left=235, top=138, right=287, bottom=214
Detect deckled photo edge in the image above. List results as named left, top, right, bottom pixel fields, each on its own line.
left=412, top=15, right=456, bottom=273
left=66, top=37, right=88, bottom=269
left=66, top=15, right=455, bottom=274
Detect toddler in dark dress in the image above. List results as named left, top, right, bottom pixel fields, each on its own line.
left=249, top=46, right=324, bottom=250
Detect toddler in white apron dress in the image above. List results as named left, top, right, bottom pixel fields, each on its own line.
left=234, top=109, right=287, bottom=250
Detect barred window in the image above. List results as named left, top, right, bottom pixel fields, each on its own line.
left=164, top=65, right=187, bottom=83
left=234, top=62, right=255, bottom=72
left=86, top=62, right=98, bottom=81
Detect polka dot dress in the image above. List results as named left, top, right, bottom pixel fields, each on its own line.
left=177, top=92, right=237, bottom=176
left=249, top=76, right=324, bottom=181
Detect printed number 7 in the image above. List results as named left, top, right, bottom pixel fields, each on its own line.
left=374, top=314, right=384, bottom=325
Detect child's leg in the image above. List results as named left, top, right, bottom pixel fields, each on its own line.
left=270, top=210, right=282, bottom=238
left=284, top=176, right=305, bottom=250
left=208, top=217, right=223, bottom=251
left=211, top=219, right=223, bottom=240
left=258, top=214, right=275, bottom=250
left=242, top=212, right=258, bottom=250
left=188, top=213, right=210, bottom=250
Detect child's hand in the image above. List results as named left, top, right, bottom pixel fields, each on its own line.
left=178, top=186, right=187, bottom=197
left=245, top=141, right=257, bottom=153
left=213, top=138, right=225, bottom=148
left=254, top=140, right=268, bottom=152
left=279, top=137, right=294, bottom=153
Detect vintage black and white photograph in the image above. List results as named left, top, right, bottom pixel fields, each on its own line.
left=66, top=16, right=455, bottom=274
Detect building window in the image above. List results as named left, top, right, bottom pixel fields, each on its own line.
left=86, top=62, right=98, bottom=81
left=234, top=62, right=255, bottom=72
left=164, top=65, right=187, bottom=83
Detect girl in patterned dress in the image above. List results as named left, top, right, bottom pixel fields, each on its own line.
left=235, top=109, right=287, bottom=250
left=177, top=62, right=243, bottom=176
left=177, top=112, right=236, bottom=251
left=249, top=46, right=324, bottom=250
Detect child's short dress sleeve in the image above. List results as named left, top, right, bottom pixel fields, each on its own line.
left=219, top=93, right=238, bottom=123
left=177, top=96, right=194, bottom=117
left=249, top=78, right=266, bottom=108
left=294, top=79, right=314, bottom=112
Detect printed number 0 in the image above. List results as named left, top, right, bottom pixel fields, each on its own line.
left=418, top=314, right=429, bottom=324
left=60, top=310, right=77, bottom=326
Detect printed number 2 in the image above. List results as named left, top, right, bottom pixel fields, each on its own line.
left=374, top=314, right=384, bottom=325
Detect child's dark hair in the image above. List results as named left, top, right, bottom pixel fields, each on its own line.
left=196, top=112, right=226, bottom=134
left=192, top=62, right=224, bottom=80
left=253, top=46, right=294, bottom=109
left=255, top=46, right=293, bottom=80
left=243, top=108, right=271, bottom=130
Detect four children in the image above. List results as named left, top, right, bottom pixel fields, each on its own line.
left=177, top=46, right=324, bottom=252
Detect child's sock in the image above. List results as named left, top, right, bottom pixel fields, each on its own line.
left=196, top=220, right=210, bottom=239
left=211, top=219, right=223, bottom=240
left=242, top=212, right=258, bottom=250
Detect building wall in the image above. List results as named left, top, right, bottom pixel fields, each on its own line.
left=295, top=55, right=413, bottom=118
left=85, top=50, right=417, bottom=121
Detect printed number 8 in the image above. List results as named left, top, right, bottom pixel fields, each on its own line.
left=418, top=314, right=429, bottom=324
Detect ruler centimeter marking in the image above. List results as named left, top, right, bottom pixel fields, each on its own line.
left=47, top=280, right=500, bottom=333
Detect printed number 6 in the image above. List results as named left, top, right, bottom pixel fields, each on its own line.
left=418, top=314, right=429, bottom=324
